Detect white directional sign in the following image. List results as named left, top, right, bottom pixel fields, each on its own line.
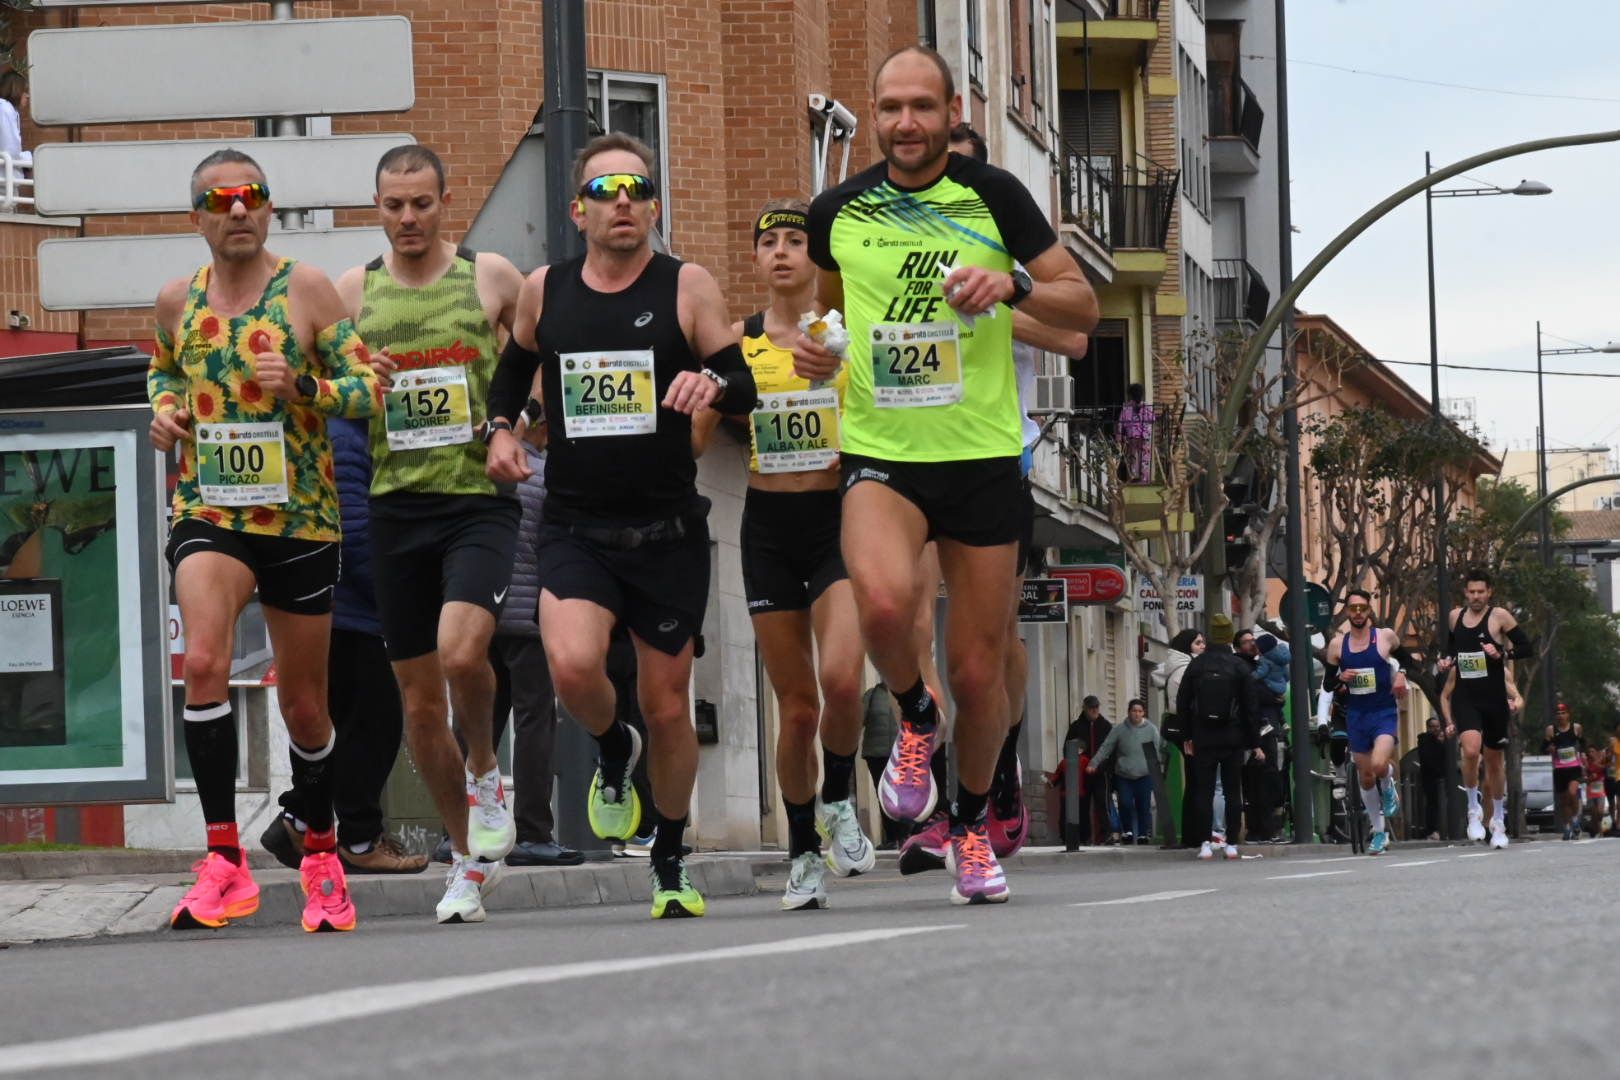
left=32, top=134, right=414, bottom=217
left=37, top=228, right=388, bottom=311
left=29, top=18, right=414, bottom=125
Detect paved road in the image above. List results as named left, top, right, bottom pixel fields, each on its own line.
left=2, top=838, right=1613, bottom=1079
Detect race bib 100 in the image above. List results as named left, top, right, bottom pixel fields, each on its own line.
left=870, top=321, right=962, bottom=408
left=752, top=388, right=840, bottom=474
left=1457, top=651, right=1488, bottom=679
left=384, top=367, right=473, bottom=451
left=559, top=350, right=656, bottom=438
left=196, top=422, right=288, bottom=507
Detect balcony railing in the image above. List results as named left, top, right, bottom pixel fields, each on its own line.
left=1058, top=144, right=1179, bottom=253
left=1, top=154, right=33, bottom=214
left=1106, top=0, right=1161, bottom=19
left=1213, top=258, right=1271, bottom=328
left=1209, top=76, right=1264, bottom=151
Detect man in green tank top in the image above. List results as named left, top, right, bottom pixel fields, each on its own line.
left=332, top=146, right=526, bottom=926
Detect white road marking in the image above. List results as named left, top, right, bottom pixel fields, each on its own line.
left=1386, top=859, right=1444, bottom=868
left=1456, top=853, right=1490, bottom=859
left=1283, top=856, right=1363, bottom=865
left=0, top=925, right=955, bottom=1074
left=1267, top=870, right=1354, bottom=881
left=1571, top=838, right=1601, bottom=845
left=1072, top=889, right=1216, bottom=908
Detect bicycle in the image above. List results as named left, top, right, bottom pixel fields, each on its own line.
left=1311, top=722, right=1367, bottom=854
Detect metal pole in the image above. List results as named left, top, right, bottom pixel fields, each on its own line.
left=270, top=2, right=304, bottom=230
left=1425, top=151, right=1458, bottom=839
left=543, top=0, right=590, bottom=264
left=1537, top=321, right=1557, bottom=729
left=1275, top=0, right=1313, bottom=843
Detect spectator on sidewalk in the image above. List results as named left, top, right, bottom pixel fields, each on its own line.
left=1244, top=632, right=1289, bottom=842
left=1418, top=715, right=1447, bottom=840
left=263, top=417, right=426, bottom=874
left=1088, top=698, right=1162, bottom=845
left=1177, top=614, right=1262, bottom=860
left=1047, top=737, right=1090, bottom=847
left=861, top=682, right=904, bottom=848
left=1155, top=628, right=1203, bottom=848
left=1064, top=696, right=1120, bottom=844
left=490, top=415, right=582, bottom=867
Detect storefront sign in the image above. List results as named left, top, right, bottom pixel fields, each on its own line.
left=1018, top=578, right=1068, bottom=622
left=1049, top=565, right=1127, bottom=606
left=1137, top=574, right=1205, bottom=615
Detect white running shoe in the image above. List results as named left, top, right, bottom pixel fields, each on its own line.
left=436, top=855, right=502, bottom=924
left=466, top=768, right=517, bottom=862
left=1197, top=841, right=1214, bottom=861
left=1222, top=843, right=1239, bottom=860
left=817, top=798, right=877, bottom=877
left=1488, top=820, right=1509, bottom=850
left=780, top=852, right=829, bottom=911
left=1466, top=807, right=1486, bottom=843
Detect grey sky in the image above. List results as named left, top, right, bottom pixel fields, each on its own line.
left=1285, top=0, right=1620, bottom=459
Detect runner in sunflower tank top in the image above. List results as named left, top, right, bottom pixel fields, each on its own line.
left=332, top=146, right=526, bottom=925
left=149, top=149, right=382, bottom=934
left=794, top=46, right=1098, bottom=906
left=693, top=200, right=875, bottom=912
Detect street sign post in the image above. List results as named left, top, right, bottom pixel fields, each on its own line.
left=32, top=135, right=413, bottom=217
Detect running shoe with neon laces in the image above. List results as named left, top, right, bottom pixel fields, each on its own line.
left=299, top=851, right=357, bottom=933
left=987, top=762, right=1030, bottom=859
left=436, top=854, right=503, bottom=924
left=466, top=768, right=516, bottom=862
left=780, top=852, right=828, bottom=911
left=650, top=855, right=705, bottom=919
left=945, top=822, right=1009, bottom=905
left=880, top=714, right=939, bottom=823
left=1466, top=806, right=1486, bottom=842
left=817, top=798, right=877, bottom=877
left=170, top=851, right=259, bottom=930
left=1367, top=830, right=1389, bottom=855
left=588, top=725, right=644, bottom=841
left=1380, top=779, right=1400, bottom=823
left=1488, top=820, right=1509, bottom=850
left=899, top=811, right=950, bottom=875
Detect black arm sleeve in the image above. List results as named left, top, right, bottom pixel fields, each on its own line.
left=1506, top=625, right=1533, bottom=657
left=487, top=337, right=542, bottom=425
left=703, top=342, right=759, bottom=416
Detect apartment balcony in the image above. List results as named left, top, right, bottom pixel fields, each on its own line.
left=1056, top=0, right=1160, bottom=62
left=1057, top=145, right=1115, bottom=282
left=1208, top=76, right=1264, bottom=174
left=1058, top=145, right=1179, bottom=286
left=1214, top=257, right=1271, bottom=331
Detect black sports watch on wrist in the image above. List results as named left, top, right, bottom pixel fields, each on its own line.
left=294, top=373, right=318, bottom=400
left=483, top=419, right=513, bottom=445
left=1006, top=264, right=1034, bottom=308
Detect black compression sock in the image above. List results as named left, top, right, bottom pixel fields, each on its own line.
left=784, top=797, right=819, bottom=858
left=290, top=733, right=337, bottom=848
left=820, top=749, right=857, bottom=805
left=651, top=810, right=688, bottom=863
left=951, top=786, right=990, bottom=830
left=183, top=701, right=239, bottom=857
left=996, top=720, right=1024, bottom=781
left=594, top=720, right=634, bottom=767
left=931, top=746, right=949, bottom=801
left=891, top=679, right=937, bottom=728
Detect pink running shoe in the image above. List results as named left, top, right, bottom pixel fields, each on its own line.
left=880, top=714, right=940, bottom=823
left=170, top=851, right=259, bottom=930
left=300, top=851, right=358, bottom=933
left=946, top=821, right=1010, bottom=905
left=898, top=811, right=950, bottom=875
left=987, top=761, right=1030, bottom=859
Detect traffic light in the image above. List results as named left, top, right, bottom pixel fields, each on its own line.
left=1224, top=476, right=1255, bottom=571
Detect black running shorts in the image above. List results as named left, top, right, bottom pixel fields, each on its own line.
left=370, top=493, right=521, bottom=661
left=534, top=517, right=710, bottom=656
left=840, top=452, right=1023, bottom=547
left=1451, top=696, right=1510, bottom=751
left=740, top=487, right=846, bottom=615
left=166, top=518, right=338, bottom=616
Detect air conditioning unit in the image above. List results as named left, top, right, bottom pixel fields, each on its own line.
left=1031, top=373, right=1074, bottom=416
left=1596, top=495, right=1620, bottom=511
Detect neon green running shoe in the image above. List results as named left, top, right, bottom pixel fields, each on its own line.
left=650, top=856, right=705, bottom=919
left=587, top=725, right=644, bottom=841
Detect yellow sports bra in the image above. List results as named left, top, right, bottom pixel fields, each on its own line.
left=741, top=310, right=847, bottom=473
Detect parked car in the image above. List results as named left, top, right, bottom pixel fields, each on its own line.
left=1521, top=754, right=1555, bottom=831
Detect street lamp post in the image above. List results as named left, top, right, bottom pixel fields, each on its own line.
left=1531, top=324, right=1620, bottom=731
left=1423, top=155, right=1549, bottom=838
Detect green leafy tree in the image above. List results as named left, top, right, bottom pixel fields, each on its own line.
left=1, top=1, right=34, bottom=75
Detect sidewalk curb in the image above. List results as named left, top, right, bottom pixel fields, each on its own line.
left=0, top=857, right=759, bottom=944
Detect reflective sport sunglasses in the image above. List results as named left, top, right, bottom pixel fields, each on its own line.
left=578, top=173, right=656, bottom=202
left=193, top=183, right=271, bottom=213
left=1345, top=602, right=1371, bottom=613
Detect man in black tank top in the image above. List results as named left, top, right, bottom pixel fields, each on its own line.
left=1439, top=568, right=1527, bottom=849
left=485, top=134, right=757, bottom=919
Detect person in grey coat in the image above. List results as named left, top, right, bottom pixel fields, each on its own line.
left=490, top=416, right=582, bottom=866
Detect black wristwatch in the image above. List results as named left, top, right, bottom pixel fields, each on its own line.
left=483, top=419, right=513, bottom=445
left=1006, top=264, right=1034, bottom=308
left=294, top=373, right=318, bottom=400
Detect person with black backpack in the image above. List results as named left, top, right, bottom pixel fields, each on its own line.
left=1176, top=614, right=1262, bottom=860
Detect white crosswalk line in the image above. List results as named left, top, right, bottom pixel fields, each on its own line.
left=1387, top=859, right=1444, bottom=868
left=1072, top=889, right=1216, bottom=907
